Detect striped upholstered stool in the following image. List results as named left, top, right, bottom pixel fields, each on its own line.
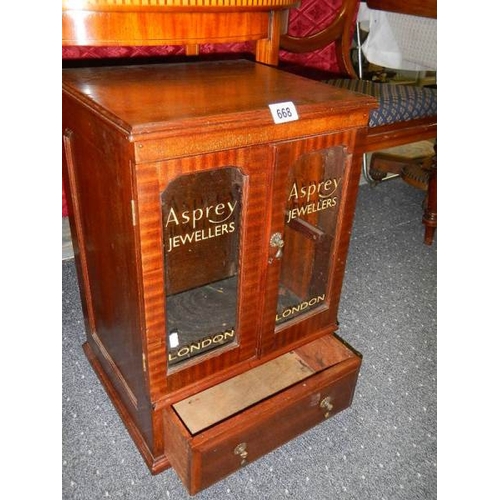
left=325, top=79, right=437, bottom=128
left=280, top=0, right=437, bottom=244
left=326, top=79, right=437, bottom=183
left=325, top=79, right=437, bottom=245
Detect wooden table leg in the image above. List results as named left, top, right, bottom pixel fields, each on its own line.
left=422, top=149, right=437, bottom=245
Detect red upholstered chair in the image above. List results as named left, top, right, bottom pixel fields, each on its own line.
left=280, top=0, right=437, bottom=245
left=278, top=0, right=355, bottom=75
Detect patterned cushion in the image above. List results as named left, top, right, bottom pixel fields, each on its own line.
left=62, top=42, right=256, bottom=60
left=325, top=79, right=437, bottom=127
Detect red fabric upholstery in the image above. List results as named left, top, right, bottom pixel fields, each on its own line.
left=62, top=42, right=255, bottom=60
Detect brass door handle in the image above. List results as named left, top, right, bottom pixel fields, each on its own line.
left=270, top=232, right=285, bottom=259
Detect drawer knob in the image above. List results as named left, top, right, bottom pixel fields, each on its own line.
left=320, top=396, right=334, bottom=418
left=234, top=442, right=248, bottom=466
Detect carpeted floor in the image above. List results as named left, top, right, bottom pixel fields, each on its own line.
left=62, top=178, right=437, bottom=500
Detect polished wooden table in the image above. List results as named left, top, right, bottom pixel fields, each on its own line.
left=62, top=0, right=300, bottom=65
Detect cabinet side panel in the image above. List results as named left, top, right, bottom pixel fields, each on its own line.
left=63, top=95, right=154, bottom=452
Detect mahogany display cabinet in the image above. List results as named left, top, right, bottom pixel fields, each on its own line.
left=62, top=60, right=376, bottom=495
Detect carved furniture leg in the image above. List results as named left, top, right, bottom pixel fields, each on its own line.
left=422, top=149, right=437, bottom=245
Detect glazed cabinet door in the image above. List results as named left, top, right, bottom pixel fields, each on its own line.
left=134, top=146, right=273, bottom=396
left=260, top=134, right=357, bottom=355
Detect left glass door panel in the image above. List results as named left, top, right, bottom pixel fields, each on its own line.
left=161, top=168, right=244, bottom=366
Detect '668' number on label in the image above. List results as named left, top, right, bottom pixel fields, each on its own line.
left=268, top=101, right=299, bottom=124
left=277, top=107, right=293, bottom=119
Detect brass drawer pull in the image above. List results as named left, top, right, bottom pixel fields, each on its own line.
left=234, top=442, right=248, bottom=466
left=320, top=396, right=334, bottom=418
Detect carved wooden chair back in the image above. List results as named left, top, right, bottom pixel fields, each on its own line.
left=280, top=0, right=437, bottom=245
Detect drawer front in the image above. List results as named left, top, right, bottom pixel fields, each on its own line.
left=164, top=355, right=360, bottom=494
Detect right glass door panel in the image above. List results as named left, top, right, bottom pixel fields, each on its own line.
left=275, top=146, right=346, bottom=327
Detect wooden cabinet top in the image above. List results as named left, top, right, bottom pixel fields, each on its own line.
left=62, top=60, right=376, bottom=148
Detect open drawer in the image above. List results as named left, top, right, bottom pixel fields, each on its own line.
left=163, top=335, right=361, bottom=494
